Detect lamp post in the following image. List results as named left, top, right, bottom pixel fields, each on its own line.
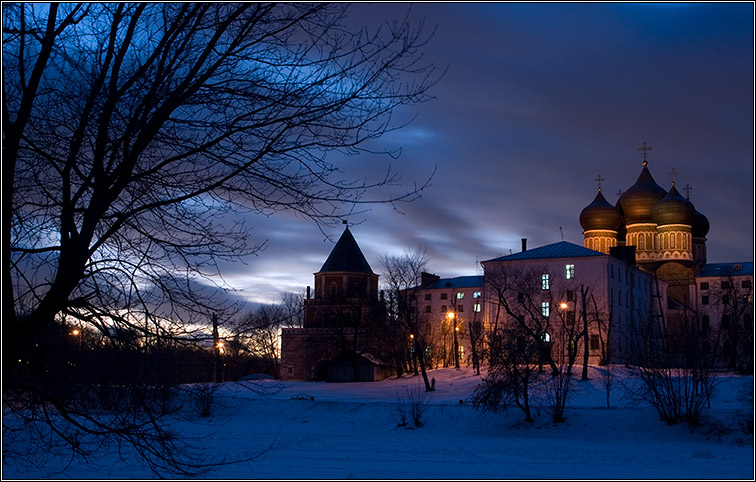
left=447, top=311, right=460, bottom=370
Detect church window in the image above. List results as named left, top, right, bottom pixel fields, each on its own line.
left=330, top=282, right=339, bottom=298
left=638, top=235, right=645, bottom=250
left=541, top=274, right=550, bottom=290
left=541, top=301, right=550, bottom=317
left=565, top=264, right=575, bottom=280
left=670, top=235, right=675, bottom=249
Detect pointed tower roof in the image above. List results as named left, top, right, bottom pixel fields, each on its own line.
left=318, top=226, right=374, bottom=274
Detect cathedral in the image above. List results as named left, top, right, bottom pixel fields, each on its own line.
left=579, top=143, right=710, bottom=306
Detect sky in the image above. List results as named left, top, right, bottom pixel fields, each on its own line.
left=4, top=366, right=753, bottom=478
left=214, top=2, right=754, bottom=307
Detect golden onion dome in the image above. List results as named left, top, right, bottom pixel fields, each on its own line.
left=579, top=189, right=621, bottom=231
left=652, top=184, right=696, bottom=226
left=617, top=163, right=667, bottom=225
left=692, top=209, right=710, bottom=238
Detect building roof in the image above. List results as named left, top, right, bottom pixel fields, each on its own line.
left=484, top=241, right=605, bottom=263
left=697, top=262, right=753, bottom=278
left=424, top=275, right=484, bottom=290
left=318, top=227, right=374, bottom=274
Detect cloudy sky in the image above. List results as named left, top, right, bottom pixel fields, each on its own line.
left=216, top=2, right=754, bottom=307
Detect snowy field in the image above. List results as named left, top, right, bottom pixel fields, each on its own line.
left=3, top=366, right=754, bottom=480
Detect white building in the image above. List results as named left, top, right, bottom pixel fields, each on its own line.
left=481, top=241, right=665, bottom=366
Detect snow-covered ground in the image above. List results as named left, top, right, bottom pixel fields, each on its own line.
left=3, top=366, right=754, bottom=479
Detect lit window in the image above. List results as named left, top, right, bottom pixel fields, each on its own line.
left=456, top=292, right=465, bottom=300
left=566, top=264, right=575, bottom=280
left=473, top=303, right=481, bottom=313
left=541, top=274, right=550, bottom=290
left=473, top=291, right=481, bottom=299
left=541, top=301, right=550, bottom=317
left=541, top=332, right=551, bottom=343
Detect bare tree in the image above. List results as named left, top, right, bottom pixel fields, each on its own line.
left=473, top=323, right=540, bottom=422
left=380, top=249, right=435, bottom=391
left=3, top=3, right=438, bottom=475
left=484, top=263, right=560, bottom=375
left=706, top=275, right=753, bottom=373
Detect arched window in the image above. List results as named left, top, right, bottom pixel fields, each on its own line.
left=330, top=282, right=339, bottom=298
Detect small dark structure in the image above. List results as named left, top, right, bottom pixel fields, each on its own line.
left=326, top=353, right=393, bottom=383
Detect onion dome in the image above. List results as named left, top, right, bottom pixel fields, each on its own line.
left=652, top=184, right=696, bottom=226
left=580, top=189, right=621, bottom=231
left=692, top=210, right=710, bottom=238
left=617, top=163, right=667, bottom=224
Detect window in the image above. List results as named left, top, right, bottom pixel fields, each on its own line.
left=721, top=281, right=732, bottom=289
left=699, top=282, right=709, bottom=290
left=424, top=306, right=432, bottom=313
left=701, top=295, right=709, bottom=305
left=566, top=311, right=575, bottom=325
left=722, top=314, right=731, bottom=329
left=456, top=292, right=465, bottom=300
left=590, top=334, right=600, bottom=351
left=565, top=264, right=575, bottom=280
left=517, top=293, right=525, bottom=303
left=701, top=315, right=710, bottom=333
left=424, top=293, right=432, bottom=300
left=541, top=332, right=551, bottom=343
left=541, top=274, right=550, bottom=290
left=441, top=305, right=447, bottom=313
left=440, top=293, right=448, bottom=300
left=473, top=303, right=481, bottom=313
left=458, top=304, right=464, bottom=312
left=458, top=345, right=465, bottom=359
left=541, top=301, right=550, bottom=317
left=743, top=280, right=752, bottom=289
left=566, top=290, right=575, bottom=302
left=723, top=295, right=730, bottom=305
left=473, top=291, right=481, bottom=299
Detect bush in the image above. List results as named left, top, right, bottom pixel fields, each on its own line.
left=189, top=382, right=221, bottom=418
left=394, top=384, right=429, bottom=428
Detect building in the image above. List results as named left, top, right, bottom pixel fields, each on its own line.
left=412, top=274, right=484, bottom=368
left=279, top=225, right=392, bottom=381
left=481, top=241, right=664, bottom=366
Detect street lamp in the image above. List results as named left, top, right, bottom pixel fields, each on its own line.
left=447, top=311, right=460, bottom=370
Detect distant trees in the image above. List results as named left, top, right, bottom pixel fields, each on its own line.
left=380, top=249, right=435, bottom=391
left=706, top=275, right=753, bottom=373
left=3, top=3, right=437, bottom=475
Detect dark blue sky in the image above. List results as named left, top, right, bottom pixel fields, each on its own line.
left=217, top=2, right=754, bottom=305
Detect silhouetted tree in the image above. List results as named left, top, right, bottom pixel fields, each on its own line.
left=380, top=249, right=435, bottom=391
left=3, top=3, right=438, bottom=475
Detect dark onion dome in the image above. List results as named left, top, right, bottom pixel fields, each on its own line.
left=617, top=163, right=667, bottom=224
left=692, top=209, right=710, bottom=237
left=579, top=188, right=621, bottom=231
left=652, top=184, right=696, bottom=226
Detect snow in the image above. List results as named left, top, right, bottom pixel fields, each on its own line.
left=3, top=366, right=754, bottom=479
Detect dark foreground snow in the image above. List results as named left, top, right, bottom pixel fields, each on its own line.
left=3, top=366, right=753, bottom=479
